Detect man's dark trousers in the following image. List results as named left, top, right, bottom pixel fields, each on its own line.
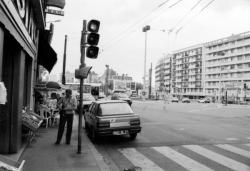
left=56, top=113, right=74, bottom=144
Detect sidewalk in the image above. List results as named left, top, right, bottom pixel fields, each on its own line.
left=17, top=115, right=110, bottom=171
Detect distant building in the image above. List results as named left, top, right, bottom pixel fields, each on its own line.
left=155, top=54, right=172, bottom=94
left=203, top=31, right=250, bottom=101
left=155, top=30, right=250, bottom=102
left=172, top=44, right=203, bottom=99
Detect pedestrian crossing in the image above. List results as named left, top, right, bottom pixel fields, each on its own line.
left=117, top=143, right=250, bottom=171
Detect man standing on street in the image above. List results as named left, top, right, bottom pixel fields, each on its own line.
left=55, top=89, right=77, bottom=145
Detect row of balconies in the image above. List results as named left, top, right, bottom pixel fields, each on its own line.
left=205, top=49, right=250, bottom=61
left=205, top=40, right=250, bottom=54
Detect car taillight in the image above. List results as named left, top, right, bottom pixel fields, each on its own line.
left=97, top=120, right=110, bottom=128
left=130, top=119, right=140, bottom=126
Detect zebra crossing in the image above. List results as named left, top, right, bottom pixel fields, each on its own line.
left=117, top=143, right=250, bottom=171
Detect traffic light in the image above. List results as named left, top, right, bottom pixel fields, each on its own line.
left=86, top=20, right=100, bottom=59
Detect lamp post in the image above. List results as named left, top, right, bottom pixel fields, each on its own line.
left=142, top=25, right=150, bottom=94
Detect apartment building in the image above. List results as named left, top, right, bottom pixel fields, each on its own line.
left=155, top=55, right=172, bottom=95
left=172, top=44, right=203, bottom=99
left=203, top=31, right=250, bottom=101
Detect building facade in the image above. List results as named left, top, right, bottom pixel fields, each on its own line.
left=172, top=44, right=203, bottom=99
left=0, top=0, right=60, bottom=154
left=155, top=54, right=172, bottom=98
left=203, top=31, right=250, bottom=102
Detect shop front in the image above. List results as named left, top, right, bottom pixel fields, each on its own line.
left=0, top=0, right=57, bottom=154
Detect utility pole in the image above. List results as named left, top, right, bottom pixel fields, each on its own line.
left=105, top=65, right=109, bottom=96
left=62, top=35, right=67, bottom=85
left=77, top=20, right=87, bottom=154
left=149, top=63, right=152, bottom=99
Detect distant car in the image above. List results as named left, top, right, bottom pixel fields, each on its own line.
left=198, top=98, right=210, bottom=103
left=171, top=97, right=179, bottom=103
left=111, top=93, right=132, bottom=106
left=182, top=98, right=190, bottom=103
left=84, top=100, right=141, bottom=141
left=77, top=93, right=96, bottom=112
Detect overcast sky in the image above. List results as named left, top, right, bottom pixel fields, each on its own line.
left=47, top=0, right=250, bottom=83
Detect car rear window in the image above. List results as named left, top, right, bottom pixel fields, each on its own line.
left=99, top=102, right=133, bottom=115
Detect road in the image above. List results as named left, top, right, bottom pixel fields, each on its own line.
left=90, top=101, right=250, bottom=171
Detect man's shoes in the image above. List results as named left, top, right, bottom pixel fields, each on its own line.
left=65, top=142, right=70, bottom=145
left=54, top=141, right=60, bottom=145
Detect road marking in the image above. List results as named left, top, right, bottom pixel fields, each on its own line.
left=216, top=144, right=250, bottom=158
left=246, top=137, right=250, bottom=140
left=153, top=146, right=213, bottom=171
left=225, top=138, right=238, bottom=141
left=184, top=145, right=250, bottom=171
left=118, top=148, right=164, bottom=171
left=245, top=144, right=250, bottom=146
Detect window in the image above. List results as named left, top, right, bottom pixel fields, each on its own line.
left=100, top=103, right=133, bottom=116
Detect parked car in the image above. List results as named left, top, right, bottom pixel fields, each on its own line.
left=198, top=98, right=210, bottom=103
left=171, top=97, right=179, bottom=103
left=182, top=98, right=190, bottom=103
left=111, top=93, right=132, bottom=106
left=84, top=100, right=141, bottom=141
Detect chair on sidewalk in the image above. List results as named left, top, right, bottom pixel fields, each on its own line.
left=38, top=105, right=52, bottom=128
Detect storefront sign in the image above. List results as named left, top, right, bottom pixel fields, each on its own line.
left=45, top=8, right=64, bottom=16
left=12, top=0, right=39, bottom=46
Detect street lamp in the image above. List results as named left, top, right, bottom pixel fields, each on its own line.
left=142, top=25, right=150, bottom=94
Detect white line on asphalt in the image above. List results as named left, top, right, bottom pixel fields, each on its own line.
left=225, top=138, right=238, bottom=141
left=216, top=144, right=250, bottom=158
left=184, top=145, right=250, bottom=171
left=246, top=137, right=250, bottom=140
left=245, top=144, right=250, bottom=146
left=118, top=148, right=164, bottom=171
left=153, top=146, right=213, bottom=171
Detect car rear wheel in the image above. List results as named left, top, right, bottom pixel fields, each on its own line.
left=129, top=133, right=137, bottom=140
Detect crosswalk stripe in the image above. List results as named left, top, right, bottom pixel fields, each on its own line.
left=184, top=145, right=250, bottom=171
left=245, top=144, right=250, bottom=147
left=153, top=146, right=213, bottom=171
left=216, top=144, right=250, bottom=158
left=118, top=148, right=164, bottom=171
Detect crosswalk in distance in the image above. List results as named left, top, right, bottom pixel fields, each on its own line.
left=117, top=144, right=250, bottom=171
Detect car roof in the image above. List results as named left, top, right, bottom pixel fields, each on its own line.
left=93, top=100, right=127, bottom=105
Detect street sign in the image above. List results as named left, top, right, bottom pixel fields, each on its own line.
left=45, top=8, right=64, bottom=16
left=75, top=66, right=92, bottom=79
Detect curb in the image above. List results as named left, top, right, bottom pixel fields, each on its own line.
left=83, top=131, right=111, bottom=171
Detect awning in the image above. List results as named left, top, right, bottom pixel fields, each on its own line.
left=37, top=30, right=57, bottom=72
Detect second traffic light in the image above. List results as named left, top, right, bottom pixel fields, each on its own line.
left=86, top=20, right=100, bottom=59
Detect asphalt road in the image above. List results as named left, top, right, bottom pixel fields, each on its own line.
left=91, top=101, right=250, bottom=171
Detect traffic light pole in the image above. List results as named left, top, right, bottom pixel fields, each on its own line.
left=78, top=20, right=87, bottom=154
left=62, top=35, right=67, bottom=85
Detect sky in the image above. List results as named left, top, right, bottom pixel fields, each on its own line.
left=46, top=0, right=250, bottom=84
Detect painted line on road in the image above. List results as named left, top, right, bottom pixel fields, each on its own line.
left=153, top=146, right=213, bottom=171
left=225, top=138, right=238, bottom=141
left=184, top=145, right=250, bottom=171
left=216, top=144, right=250, bottom=158
left=118, top=148, right=164, bottom=171
left=246, top=137, right=250, bottom=140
